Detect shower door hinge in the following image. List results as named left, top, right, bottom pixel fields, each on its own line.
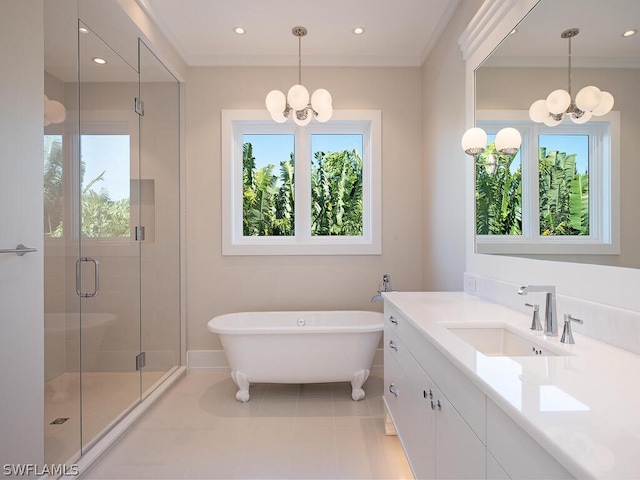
left=136, top=352, right=146, bottom=371
left=135, top=225, right=145, bottom=241
left=134, top=97, right=144, bottom=116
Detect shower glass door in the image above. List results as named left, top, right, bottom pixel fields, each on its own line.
left=78, top=21, right=142, bottom=451
left=138, top=40, right=181, bottom=397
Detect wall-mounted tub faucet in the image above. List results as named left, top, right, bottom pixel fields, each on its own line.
left=518, top=285, right=558, bottom=336
left=371, top=274, right=392, bottom=303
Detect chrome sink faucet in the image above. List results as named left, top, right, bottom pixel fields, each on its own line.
left=518, top=285, right=558, bottom=336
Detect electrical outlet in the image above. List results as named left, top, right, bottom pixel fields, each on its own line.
left=466, top=277, right=477, bottom=293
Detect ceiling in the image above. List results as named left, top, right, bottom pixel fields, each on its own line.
left=484, top=0, right=640, bottom=68
left=136, top=0, right=461, bottom=67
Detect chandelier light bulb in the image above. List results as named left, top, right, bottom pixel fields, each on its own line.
left=546, top=89, right=571, bottom=115
left=265, top=90, right=286, bottom=115
left=495, top=127, right=522, bottom=155
left=43, top=94, right=66, bottom=125
left=592, top=91, right=614, bottom=116
left=293, top=108, right=313, bottom=126
left=287, top=84, right=309, bottom=111
left=571, top=110, right=593, bottom=124
left=575, top=85, right=602, bottom=112
left=543, top=116, right=563, bottom=127
left=311, top=88, right=332, bottom=110
left=461, top=127, right=488, bottom=156
left=529, top=99, right=550, bottom=123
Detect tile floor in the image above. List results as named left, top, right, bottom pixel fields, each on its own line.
left=45, top=371, right=166, bottom=466
left=80, top=371, right=414, bottom=479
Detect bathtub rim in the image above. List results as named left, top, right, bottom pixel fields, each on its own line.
left=208, top=310, right=383, bottom=335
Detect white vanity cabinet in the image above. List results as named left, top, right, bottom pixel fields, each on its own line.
left=383, top=294, right=579, bottom=480
left=383, top=305, right=486, bottom=479
left=486, top=399, right=574, bottom=480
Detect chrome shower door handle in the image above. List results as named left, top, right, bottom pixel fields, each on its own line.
left=76, top=257, right=100, bottom=298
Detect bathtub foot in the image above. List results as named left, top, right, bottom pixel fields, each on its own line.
left=351, top=369, right=370, bottom=401
left=231, top=371, right=251, bottom=402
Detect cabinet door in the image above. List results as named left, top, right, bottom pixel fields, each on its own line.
left=402, top=348, right=437, bottom=480
left=435, top=394, right=486, bottom=479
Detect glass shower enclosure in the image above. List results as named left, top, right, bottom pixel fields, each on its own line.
left=43, top=1, right=181, bottom=466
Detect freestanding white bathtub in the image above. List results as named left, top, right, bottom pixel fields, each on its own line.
left=207, top=310, right=383, bottom=402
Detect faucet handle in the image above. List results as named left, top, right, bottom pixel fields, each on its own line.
left=560, top=314, right=584, bottom=344
left=525, top=303, right=542, bottom=331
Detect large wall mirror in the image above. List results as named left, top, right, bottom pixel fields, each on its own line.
left=474, top=0, right=640, bottom=268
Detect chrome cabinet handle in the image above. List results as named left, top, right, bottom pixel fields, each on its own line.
left=423, top=389, right=433, bottom=400
left=388, top=340, right=398, bottom=351
left=0, top=244, right=37, bottom=256
left=431, top=399, right=442, bottom=411
left=388, top=383, right=398, bottom=397
left=76, top=257, right=100, bottom=298
left=389, top=315, right=398, bottom=325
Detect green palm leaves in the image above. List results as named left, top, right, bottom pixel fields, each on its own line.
left=242, top=143, right=363, bottom=237
left=311, top=149, right=363, bottom=236
left=539, top=148, right=589, bottom=236
left=475, top=143, right=589, bottom=237
left=475, top=143, right=522, bottom=235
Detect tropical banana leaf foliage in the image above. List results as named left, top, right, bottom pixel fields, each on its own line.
left=242, top=142, right=363, bottom=236
left=44, top=136, right=64, bottom=237
left=475, top=143, right=522, bottom=235
left=538, top=147, right=589, bottom=236
left=311, top=149, right=363, bottom=236
left=43, top=135, right=131, bottom=238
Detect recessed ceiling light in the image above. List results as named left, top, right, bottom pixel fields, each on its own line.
left=92, top=57, right=107, bottom=65
left=509, top=28, right=518, bottom=35
left=622, top=29, right=637, bottom=38
left=79, top=26, right=89, bottom=34
left=352, top=27, right=365, bottom=35
left=234, top=27, right=245, bottom=35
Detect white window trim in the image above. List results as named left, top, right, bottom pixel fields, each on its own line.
left=221, top=109, right=382, bottom=256
left=475, top=110, right=620, bottom=255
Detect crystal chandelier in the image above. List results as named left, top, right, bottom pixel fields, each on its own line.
left=265, top=26, right=332, bottom=125
left=529, top=28, right=614, bottom=126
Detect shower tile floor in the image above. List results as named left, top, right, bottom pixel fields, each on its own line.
left=45, top=371, right=167, bottom=467
left=80, top=371, right=414, bottom=480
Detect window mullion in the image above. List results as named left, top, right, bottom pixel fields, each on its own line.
left=296, top=127, right=311, bottom=242
left=526, top=124, right=540, bottom=240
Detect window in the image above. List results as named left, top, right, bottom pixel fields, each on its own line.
left=222, top=110, right=381, bottom=255
left=44, top=119, right=135, bottom=242
left=476, top=110, right=619, bottom=255
left=44, top=134, right=64, bottom=237
left=80, top=134, right=131, bottom=238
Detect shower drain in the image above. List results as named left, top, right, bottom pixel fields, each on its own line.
left=50, top=417, right=69, bottom=425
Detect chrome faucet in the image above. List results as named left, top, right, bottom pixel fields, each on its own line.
left=518, top=285, right=558, bottom=336
left=371, top=274, right=392, bottom=303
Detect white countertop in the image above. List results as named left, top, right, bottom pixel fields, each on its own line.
left=383, top=291, right=640, bottom=480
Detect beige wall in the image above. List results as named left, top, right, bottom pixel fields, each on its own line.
left=185, top=66, right=424, bottom=351
left=421, top=0, right=485, bottom=291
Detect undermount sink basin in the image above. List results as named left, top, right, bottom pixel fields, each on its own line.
left=446, top=324, right=569, bottom=357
